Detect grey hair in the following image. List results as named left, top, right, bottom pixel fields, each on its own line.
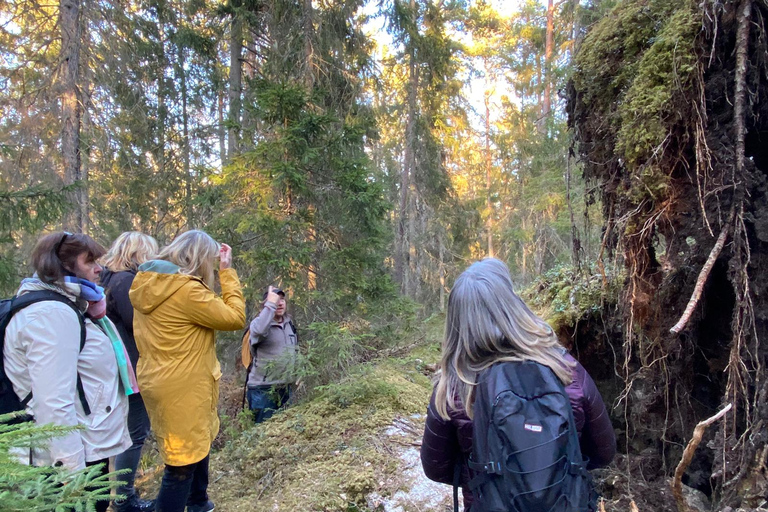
left=435, top=258, right=573, bottom=420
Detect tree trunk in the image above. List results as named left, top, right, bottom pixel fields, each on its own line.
left=179, top=45, right=192, bottom=227
left=79, top=0, right=92, bottom=234
left=543, top=0, right=554, bottom=120
left=303, top=0, right=314, bottom=89
left=484, top=83, right=494, bottom=258
left=396, top=22, right=419, bottom=292
left=439, top=231, right=445, bottom=312
left=218, top=89, right=226, bottom=165
left=61, top=0, right=83, bottom=232
left=155, top=26, right=168, bottom=233
left=228, top=14, right=243, bottom=160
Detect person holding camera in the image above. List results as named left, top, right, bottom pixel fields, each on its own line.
left=245, top=286, right=298, bottom=423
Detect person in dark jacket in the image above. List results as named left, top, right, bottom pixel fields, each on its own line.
left=420, top=258, right=616, bottom=510
left=246, top=286, right=298, bottom=423
left=100, top=232, right=159, bottom=512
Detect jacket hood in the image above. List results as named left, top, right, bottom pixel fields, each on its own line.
left=129, top=260, right=197, bottom=314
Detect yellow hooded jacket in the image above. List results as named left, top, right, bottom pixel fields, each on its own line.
left=129, top=260, right=245, bottom=466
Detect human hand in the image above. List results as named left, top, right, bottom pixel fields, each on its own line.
left=219, top=243, right=232, bottom=270
left=265, top=285, right=281, bottom=304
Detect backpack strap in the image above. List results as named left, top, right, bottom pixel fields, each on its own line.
left=242, top=357, right=253, bottom=411
left=6, top=291, right=91, bottom=416
left=242, top=327, right=254, bottom=410
left=452, top=456, right=462, bottom=512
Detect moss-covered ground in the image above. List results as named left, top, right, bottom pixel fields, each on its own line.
left=136, top=316, right=445, bottom=512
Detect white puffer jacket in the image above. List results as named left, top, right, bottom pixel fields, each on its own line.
left=3, top=279, right=131, bottom=471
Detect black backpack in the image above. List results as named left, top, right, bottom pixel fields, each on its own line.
left=0, top=290, right=91, bottom=424
left=466, top=361, right=596, bottom=512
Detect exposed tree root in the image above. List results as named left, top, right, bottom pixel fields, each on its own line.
left=670, top=219, right=731, bottom=334
left=671, top=403, right=733, bottom=512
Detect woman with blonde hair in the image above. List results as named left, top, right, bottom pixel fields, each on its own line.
left=420, top=258, right=615, bottom=511
left=100, top=232, right=159, bottom=512
left=129, top=230, right=246, bottom=512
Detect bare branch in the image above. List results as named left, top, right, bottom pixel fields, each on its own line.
left=671, top=404, right=733, bottom=512
left=670, top=219, right=731, bottom=334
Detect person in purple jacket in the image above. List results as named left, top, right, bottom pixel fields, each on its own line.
left=420, top=258, right=616, bottom=510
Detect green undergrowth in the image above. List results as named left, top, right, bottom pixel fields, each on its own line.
left=207, top=320, right=443, bottom=512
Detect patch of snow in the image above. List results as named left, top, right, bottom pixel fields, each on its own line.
left=368, top=417, right=464, bottom=511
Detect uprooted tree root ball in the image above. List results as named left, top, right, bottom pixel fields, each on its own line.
left=568, top=0, right=768, bottom=507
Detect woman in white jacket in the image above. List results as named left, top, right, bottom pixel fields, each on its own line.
left=3, top=232, right=131, bottom=512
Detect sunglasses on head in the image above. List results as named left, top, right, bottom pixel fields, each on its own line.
left=54, top=231, right=73, bottom=257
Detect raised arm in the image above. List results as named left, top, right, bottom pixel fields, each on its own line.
left=249, top=302, right=276, bottom=344
left=184, top=268, right=246, bottom=331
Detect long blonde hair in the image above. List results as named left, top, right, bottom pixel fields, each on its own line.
left=435, top=258, right=573, bottom=420
left=102, top=232, right=159, bottom=272
left=157, top=230, right=219, bottom=288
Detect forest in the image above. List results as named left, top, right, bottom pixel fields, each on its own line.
left=1, top=0, right=767, bottom=510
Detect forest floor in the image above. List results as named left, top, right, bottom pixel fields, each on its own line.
left=132, top=316, right=716, bottom=512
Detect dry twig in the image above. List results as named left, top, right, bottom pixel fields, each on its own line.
left=670, top=220, right=731, bottom=334
left=671, top=403, right=733, bottom=512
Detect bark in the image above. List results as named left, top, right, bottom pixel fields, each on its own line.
left=439, top=232, right=445, bottom=312
left=61, top=0, right=83, bottom=232
left=228, top=14, right=243, bottom=160
left=79, top=1, right=92, bottom=234
left=543, top=0, right=554, bottom=120
left=733, top=0, right=751, bottom=193
left=179, top=45, right=192, bottom=227
left=484, top=80, right=494, bottom=258
left=303, top=0, right=314, bottom=90
left=396, top=21, right=419, bottom=292
left=155, top=26, right=168, bottom=232
left=218, top=89, right=226, bottom=164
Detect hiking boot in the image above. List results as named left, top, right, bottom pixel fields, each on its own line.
left=112, top=495, right=155, bottom=512
left=186, top=501, right=215, bottom=512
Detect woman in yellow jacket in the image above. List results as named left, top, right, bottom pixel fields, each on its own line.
left=129, top=230, right=245, bottom=512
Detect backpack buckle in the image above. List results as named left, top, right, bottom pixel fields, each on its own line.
left=485, top=461, right=503, bottom=475
left=468, top=459, right=503, bottom=475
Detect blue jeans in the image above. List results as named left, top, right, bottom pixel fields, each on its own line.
left=114, top=393, right=151, bottom=502
left=247, top=385, right=292, bottom=423
left=155, top=455, right=209, bottom=512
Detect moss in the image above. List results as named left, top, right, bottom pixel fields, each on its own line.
left=617, top=3, right=701, bottom=165
left=208, top=360, right=433, bottom=512
left=524, top=266, right=620, bottom=333
left=572, top=0, right=702, bottom=195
